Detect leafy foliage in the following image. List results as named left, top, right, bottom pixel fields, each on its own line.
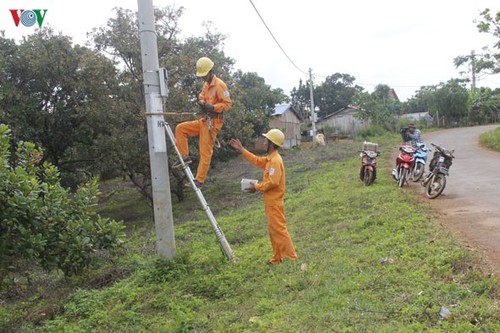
left=290, top=73, right=363, bottom=119
left=314, top=73, right=364, bottom=117
left=454, top=9, right=500, bottom=77
left=480, top=127, right=500, bottom=151
left=353, top=84, right=401, bottom=130
left=0, top=125, right=126, bottom=287
left=404, top=80, right=471, bottom=127
left=469, top=87, right=500, bottom=124
left=0, top=29, right=121, bottom=189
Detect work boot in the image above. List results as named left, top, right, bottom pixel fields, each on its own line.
left=172, top=156, right=192, bottom=168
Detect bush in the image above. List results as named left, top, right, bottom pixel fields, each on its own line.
left=356, top=124, right=387, bottom=139
left=0, top=125, right=126, bottom=287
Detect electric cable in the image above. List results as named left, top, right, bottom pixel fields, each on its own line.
left=248, top=0, right=307, bottom=76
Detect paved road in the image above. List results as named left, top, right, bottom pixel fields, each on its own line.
left=422, top=124, right=500, bottom=272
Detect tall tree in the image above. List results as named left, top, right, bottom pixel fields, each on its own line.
left=218, top=71, right=286, bottom=156
left=0, top=29, right=119, bottom=188
left=353, top=84, right=401, bottom=130
left=314, top=73, right=363, bottom=117
left=407, top=80, right=469, bottom=126
left=434, top=79, right=470, bottom=126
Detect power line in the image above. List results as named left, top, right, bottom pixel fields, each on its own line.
left=248, top=0, right=307, bottom=76
left=247, top=1, right=466, bottom=93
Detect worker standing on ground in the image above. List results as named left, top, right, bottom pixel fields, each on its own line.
left=175, top=57, right=232, bottom=189
left=230, top=129, right=299, bottom=265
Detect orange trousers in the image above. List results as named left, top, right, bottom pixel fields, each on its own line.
left=175, top=118, right=222, bottom=183
left=265, top=205, right=298, bottom=264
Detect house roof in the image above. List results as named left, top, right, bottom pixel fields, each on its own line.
left=322, top=105, right=360, bottom=120
left=388, top=88, right=399, bottom=102
left=271, top=103, right=303, bottom=121
left=400, top=112, right=433, bottom=121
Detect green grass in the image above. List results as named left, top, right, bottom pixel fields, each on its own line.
left=480, top=127, right=500, bottom=152
left=2, top=137, right=499, bottom=332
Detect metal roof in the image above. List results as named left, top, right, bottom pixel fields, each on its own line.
left=271, top=103, right=303, bottom=121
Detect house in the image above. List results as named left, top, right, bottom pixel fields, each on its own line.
left=317, top=106, right=369, bottom=135
left=388, top=88, right=400, bottom=102
left=400, top=112, right=433, bottom=126
left=269, top=103, right=303, bottom=148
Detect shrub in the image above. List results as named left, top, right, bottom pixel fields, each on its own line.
left=0, top=124, right=126, bottom=287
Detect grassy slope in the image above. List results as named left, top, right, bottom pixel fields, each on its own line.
left=480, top=127, right=500, bottom=152
left=3, top=137, right=499, bottom=332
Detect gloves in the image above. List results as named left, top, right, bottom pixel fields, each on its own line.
left=204, top=103, right=214, bottom=112
left=198, top=101, right=214, bottom=113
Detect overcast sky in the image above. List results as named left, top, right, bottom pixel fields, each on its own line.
left=2, top=0, right=499, bottom=101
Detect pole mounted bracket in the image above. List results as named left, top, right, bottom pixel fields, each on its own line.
left=158, top=68, right=168, bottom=97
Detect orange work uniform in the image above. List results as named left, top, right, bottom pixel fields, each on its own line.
left=242, top=149, right=298, bottom=264
left=175, top=75, right=232, bottom=183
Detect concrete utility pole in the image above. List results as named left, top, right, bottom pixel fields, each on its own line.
left=470, top=50, right=477, bottom=97
left=137, top=0, right=176, bottom=258
left=308, top=68, right=317, bottom=145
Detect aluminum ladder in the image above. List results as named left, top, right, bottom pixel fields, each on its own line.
left=163, top=121, right=235, bottom=262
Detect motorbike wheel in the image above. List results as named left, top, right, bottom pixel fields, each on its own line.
left=398, top=168, right=408, bottom=187
left=425, top=173, right=447, bottom=199
left=363, top=168, right=374, bottom=186
left=412, top=163, right=425, bottom=182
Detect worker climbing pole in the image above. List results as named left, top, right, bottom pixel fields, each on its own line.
left=137, top=0, right=234, bottom=262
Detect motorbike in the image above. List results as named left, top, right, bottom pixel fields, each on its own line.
left=411, top=142, right=429, bottom=182
left=392, top=145, right=416, bottom=187
left=359, top=149, right=380, bottom=186
left=421, top=143, right=455, bottom=199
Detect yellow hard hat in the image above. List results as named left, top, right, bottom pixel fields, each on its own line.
left=196, top=57, right=214, bottom=77
left=263, top=129, right=285, bottom=147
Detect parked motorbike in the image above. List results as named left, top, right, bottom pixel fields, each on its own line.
left=411, top=142, right=428, bottom=182
left=392, top=145, right=416, bottom=187
left=421, top=143, right=455, bottom=199
left=359, top=149, right=380, bottom=186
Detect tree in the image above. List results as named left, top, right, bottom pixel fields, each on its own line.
left=469, top=87, right=500, bottom=124
left=405, top=85, right=438, bottom=115
left=290, top=79, right=311, bottom=121
left=407, top=80, right=469, bottom=127
left=231, top=70, right=286, bottom=113
left=215, top=71, right=286, bottom=161
left=0, top=125, right=125, bottom=287
left=454, top=10, right=500, bottom=92
left=470, top=9, right=500, bottom=75
left=314, top=73, right=363, bottom=118
left=434, top=80, right=470, bottom=126
left=0, top=29, right=120, bottom=189
left=353, top=84, right=401, bottom=130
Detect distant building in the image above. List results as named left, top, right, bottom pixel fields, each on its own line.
left=388, top=88, right=400, bottom=102
left=318, top=105, right=369, bottom=135
left=269, top=103, right=303, bottom=148
left=400, top=112, right=433, bottom=126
